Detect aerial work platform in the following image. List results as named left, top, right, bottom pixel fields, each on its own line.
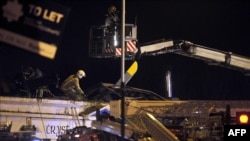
left=89, top=24, right=138, bottom=59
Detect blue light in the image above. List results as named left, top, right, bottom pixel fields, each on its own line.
left=90, top=108, right=110, bottom=117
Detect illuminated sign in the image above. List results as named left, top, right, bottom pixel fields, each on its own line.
left=0, top=0, right=70, bottom=59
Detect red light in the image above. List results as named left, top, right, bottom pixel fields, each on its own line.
left=236, top=112, right=250, bottom=124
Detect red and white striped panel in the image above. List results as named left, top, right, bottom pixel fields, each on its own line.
left=115, top=48, right=122, bottom=56
left=126, top=41, right=137, bottom=52
left=115, top=41, right=137, bottom=56
left=104, top=47, right=114, bottom=53
left=103, top=41, right=137, bottom=56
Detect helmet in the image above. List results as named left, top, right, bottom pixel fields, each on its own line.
left=76, top=70, right=86, bottom=79
left=108, top=5, right=116, bottom=14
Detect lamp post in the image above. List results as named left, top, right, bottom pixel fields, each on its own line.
left=120, top=0, right=126, bottom=139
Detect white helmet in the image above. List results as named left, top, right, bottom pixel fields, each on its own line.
left=76, top=70, right=86, bottom=79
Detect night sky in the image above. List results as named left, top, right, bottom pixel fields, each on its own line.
left=1, top=0, right=250, bottom=100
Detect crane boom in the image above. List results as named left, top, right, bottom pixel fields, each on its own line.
left=139, top=39, right=250, bottom=74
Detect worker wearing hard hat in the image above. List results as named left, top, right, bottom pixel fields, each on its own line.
left=105, top=5, right=119, bottom=27
left=60, top=70, right=86, bottom=101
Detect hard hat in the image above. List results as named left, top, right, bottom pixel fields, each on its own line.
left=108, top=5, right=116, bottom=14
left=76, top=70, right=86, bottom=79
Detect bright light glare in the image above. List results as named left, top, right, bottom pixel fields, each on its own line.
left=239, top=114, right=249, bottom=124
left=74, top=134, right=80, bottom=138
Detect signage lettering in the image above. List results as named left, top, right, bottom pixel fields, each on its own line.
left=29, top=4, right=42, bottom=16
left=43, top=9, right=64, bottom=23
left=28, top=4, right=64, bottom=23
left=228, top=129, right=247, bottom=136
left=46, top=124, right=70, bottom=136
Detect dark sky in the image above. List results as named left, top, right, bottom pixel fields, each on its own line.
left=1, top=0, right=250, bottom=100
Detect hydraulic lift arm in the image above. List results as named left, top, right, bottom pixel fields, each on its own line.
left=139, top=39, right=250, bottom=74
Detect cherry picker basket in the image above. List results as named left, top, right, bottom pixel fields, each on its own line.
left=89, top=24, right=138, bottom=60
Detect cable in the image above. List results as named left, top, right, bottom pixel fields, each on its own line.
left=37, top=99, right=48, bottom=139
